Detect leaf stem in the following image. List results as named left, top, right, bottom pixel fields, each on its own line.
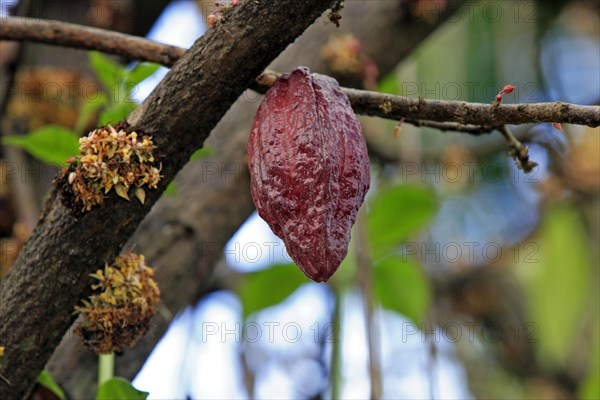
left=98, top=353, right=114, bottom=386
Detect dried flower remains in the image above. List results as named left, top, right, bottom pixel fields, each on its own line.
left=74, top=251, right=160, bottom=354
left=67, top=125, right=161, bottom=211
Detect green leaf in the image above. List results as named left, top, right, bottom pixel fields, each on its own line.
left=164, top=181, right=177, bottom=197
left=373, top=256, right=431, bottom=323
left=465, top=5, right=497, bottom=102
left=367, top=185, right=437, bottom=258
left=96, top=377, right=148, bottom=400
left=579, top=320, right=600, bottom=400
left=515, top=205, right=591, bottom=368
left=89, top=51, right=124, bottom=93
left=329, top=229, right=357, bottom=290
left=377, top=72, right=399, bottom=95
left=124, top=62, right=160, bottom=87
left=99, top=102, right=136, bottom=125
left=36, top=370, right=66, bottom=400
left=2, top=125, right=79, bottom=166
left=75, top=94, right=108, bottom=133
left=239, top=263, right=308, bottom=319
left=190, top=146, right=216, bottom=161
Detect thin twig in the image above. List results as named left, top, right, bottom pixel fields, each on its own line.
left=402, top=119, right=495, bottom=135
left=2, top=17, right=598, bottom=130
left=255, top=70, right=599, bottom=130
left=343, top=88, right=599, bottom=128
left=0, top=16, right=184, bottom=66
left=427, top=339, right=437, bottom=400
left=329, top=285, right=342, bottom=400
left=0, top=373, right=11, bottom=386
left=499, top=125, right=538, bottom=173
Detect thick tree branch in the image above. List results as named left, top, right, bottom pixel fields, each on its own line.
left=0, top=1, right=338, bottom=398
left=48, top=129, right=256, bottom=398
left=2, top=16, right=598, bottom=129
left=45, top=2, right=469, bottom=396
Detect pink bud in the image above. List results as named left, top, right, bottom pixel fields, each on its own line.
left=502, top=84, right=515, bottom=94
left=552, top=122, right=563, bottom=132
left=496, top=94, right=503, bottom=102
left=207, top=14, right=217, bottom=28
left=394, top=118, right=404, bottom=139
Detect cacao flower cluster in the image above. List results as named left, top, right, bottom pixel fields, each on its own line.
left=248, top=67, right=370, bottom=282
left=67, top=125, right=161, bottom=211
left=74, top=251, right=160, bottom=354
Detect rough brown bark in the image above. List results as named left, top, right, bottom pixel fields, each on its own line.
left=0, top=16, right=185, bottom=67
left=0, top=0, right=169, bottom=396
left=46, top=1, right=468, bottom=397
left=48, top=116, right=257, bottom=398
left=0, top=1, right=337, bottom=398
left=345, top=89, right=600, bottom=127
left=4, top=16, right=598, bottom=129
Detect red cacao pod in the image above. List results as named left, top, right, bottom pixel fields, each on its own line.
left=248, top=67, right=370, bottom=282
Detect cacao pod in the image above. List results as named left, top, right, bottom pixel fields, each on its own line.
left=248, top=67, right=370, bottom=282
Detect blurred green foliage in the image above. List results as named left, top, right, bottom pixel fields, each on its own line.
left=237, top=183, right=438, bottom=325
left=96, top=377, right=149, bottom=400
left=373, top=256, right=431, bottom=324
left=1, top=52, right=160, bottom=167
left=515, top=206, right=592, bottom=368
left=1, top=125, right=79, bottom=166
left=367, top=184, right=437, bottom=260
left=88, top=51, right=159, bottom=125
left=36, top=370, right=66, bottom=400
left=239, top=263, right=308, bottom=319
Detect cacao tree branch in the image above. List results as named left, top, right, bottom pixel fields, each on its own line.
left=48, top=128, right=256, bottom=398
left=0, top=16, right=185, bottom=66
left=45, top=1, right=469, bottom=395
left=0, top=1, right=339, bottom=398
left=342, top=88, right=600, bottom=128
left=498, top=124, right=538, bottom=173
left=2, top=16, right=598, bottom=129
